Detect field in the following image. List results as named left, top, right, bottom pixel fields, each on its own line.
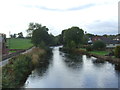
left=7, top=38, right=33, bottom=49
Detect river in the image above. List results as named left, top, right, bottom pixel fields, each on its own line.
left=22, top=46, right=120, bottom=88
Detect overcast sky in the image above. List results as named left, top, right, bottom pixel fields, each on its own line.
left=0, top=0, right=119, bottom=37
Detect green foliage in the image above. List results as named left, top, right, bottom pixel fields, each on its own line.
left=62, top=26, right=84, bottom=48
left=68, top=41, right=76, bottom=49
left=18, top=32, right=24, bottom=38
left=31, top=23, right=53, bottom=47
left=86, top=45, right=93, bottom=51
left=86, top=33, right=94, bottom=38
left=38, top=41, right=46, bottom=49
left=2, top=55, right=33, bottom=88
left=93, top=40, right=106, bottom=50
left=114, top=46, right=120, bottom=58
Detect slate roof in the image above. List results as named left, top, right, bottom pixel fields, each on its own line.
left=100, top=37, right=120, bottom=44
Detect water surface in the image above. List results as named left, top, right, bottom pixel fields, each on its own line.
left=22, top=46, right=119, bottom=88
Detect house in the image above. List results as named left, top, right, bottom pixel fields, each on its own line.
left=91, top=36, right=101, bottom=42
left=100, top=37, right=120, bottom=48
left=90, top=36, right=120, bottom=48
left=0, top=33, right=8, bottom=55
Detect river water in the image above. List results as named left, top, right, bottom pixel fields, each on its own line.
left=22, top=46, right=120, bottom=88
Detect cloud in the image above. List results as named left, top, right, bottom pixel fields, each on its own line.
left=0, top=0, right=118, bottom=37
left=67, top=4, right=96, bottom=11
left=86, top=20, right=118, bottom=35
left=23, top=3, right=96, bottom=11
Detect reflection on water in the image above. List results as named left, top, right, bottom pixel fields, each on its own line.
left=22, top=46, right=119, bottom=88
left=63, top=53, right=83, bottom=69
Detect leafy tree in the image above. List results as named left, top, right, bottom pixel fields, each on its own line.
left=10, top=34, right=17, bottom=38
left=68, top=41, right=76, bottom=49
left=93, top=40, right=106, bottom=50
left=63, top=26, right=84, bottom=48
left=18, top=32, right=24, bottom=38
left=26, top=22, right=35, bottom=37
left=10, top=34, right=14, bottom=38
left=31, top=23, right=51, bottom=47
left=114, top=46, right=120, bottom=58
left=13, top=34, right=16, bottom=38
left=86, top=33, right=94, bottom=38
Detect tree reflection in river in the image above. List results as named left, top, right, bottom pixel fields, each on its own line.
left=63, top=52, right=83, bottom=69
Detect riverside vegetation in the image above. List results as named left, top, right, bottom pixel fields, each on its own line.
left=2, top=23, right=53, bottom=88
left=2, top=22, right=120, bottom=88
left=2, top=48, right=47, bottom=88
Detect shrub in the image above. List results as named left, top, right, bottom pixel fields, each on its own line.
left=93, top=40, right=106, bottom=50
left=2, top=54, right=33, bottom=88
left=114, top=46, right=120, bottom=58
left=86, top=45, right=93, bottom=51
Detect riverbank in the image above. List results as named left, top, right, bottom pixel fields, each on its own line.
left=60, top=47, right=120, bottom=64
left=2, top=47, right=50, bottom=88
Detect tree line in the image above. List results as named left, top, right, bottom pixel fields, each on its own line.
left=26, top=22, right=106, bottom=49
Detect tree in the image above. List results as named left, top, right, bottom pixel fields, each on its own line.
left=63, top=26, right=84, bottom=48
left=26, top=23, right=35, bottom=37
left=13, top=34, right=16, bottom=38
left=68, top=41, right=76, bottom=49
left=114, top=46, right=120, bottom=58
left=18, top=32, right=24, bottom=38
left=31, top=23, right=51, bottom=47
left=10, top=33, right=16, bottom=38
left=93, top=40, right=106, bottom=50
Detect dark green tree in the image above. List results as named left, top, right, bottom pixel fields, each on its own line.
left=31, top=23, right=51, bottom=47
left=18, top=32, right=24, bottom=38
left=63, top=26, right=84, bottom=48
left=26, top=22, right=35, bottom=37
left=114, top=46, right=120, bottom=58
left=93, top=40, right=106, bottom=50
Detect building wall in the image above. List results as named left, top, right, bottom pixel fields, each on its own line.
left=0, top=33, right=8, bottom=55
left=106, top=44, right=120, bottom=48
left=0, top=36, right=2, bottom=60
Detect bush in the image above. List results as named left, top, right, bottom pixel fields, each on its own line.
left=2, top=54, right=33, bottom=88
left=93, top=40, right=106, bottom=50
left=86, top=45, right=93, bottom=51
left=114, top=46, right=120, bottom=58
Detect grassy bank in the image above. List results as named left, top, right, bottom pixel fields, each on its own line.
left=60, top=47, right=120, bottom=64
left=7, top=38, right=33, bottom=49
left=2, top=48, right=46, bottom=88
left=88, top=51, right=109, bottom=56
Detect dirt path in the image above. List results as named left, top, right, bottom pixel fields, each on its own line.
left=0, top=47, right=35, bottom=67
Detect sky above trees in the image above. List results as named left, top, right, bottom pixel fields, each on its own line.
left=0, top=0, right=118, bottom=37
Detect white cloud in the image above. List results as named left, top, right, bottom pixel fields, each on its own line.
left=0, top=0, right=119, bottom=37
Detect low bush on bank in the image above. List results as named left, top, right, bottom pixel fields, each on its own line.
left=26, top=48, right=46, bottom=66
left=93, top=40, right=106, bottom=51
left=114, top=46, right=120, bottom=58
left=2, top=47, right=46, bottom=88
left=86, top=45, right=93, bottom=51
left=2, top=55, right=33, bottom=88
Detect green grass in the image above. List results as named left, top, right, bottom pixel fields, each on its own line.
left=9, top=51, right=17, bottom=53
left=79, top=48, right=86, bottom=51
left=89, top=51, right=109, bottom=56
left=7, top=38, right=33, bottom=49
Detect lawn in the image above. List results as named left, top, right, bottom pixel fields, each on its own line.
left=89, top=51, right=109, bottom=56
left=7, top=38, right=33, bottom=49
left=79, top=48, right=86, bottom=51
